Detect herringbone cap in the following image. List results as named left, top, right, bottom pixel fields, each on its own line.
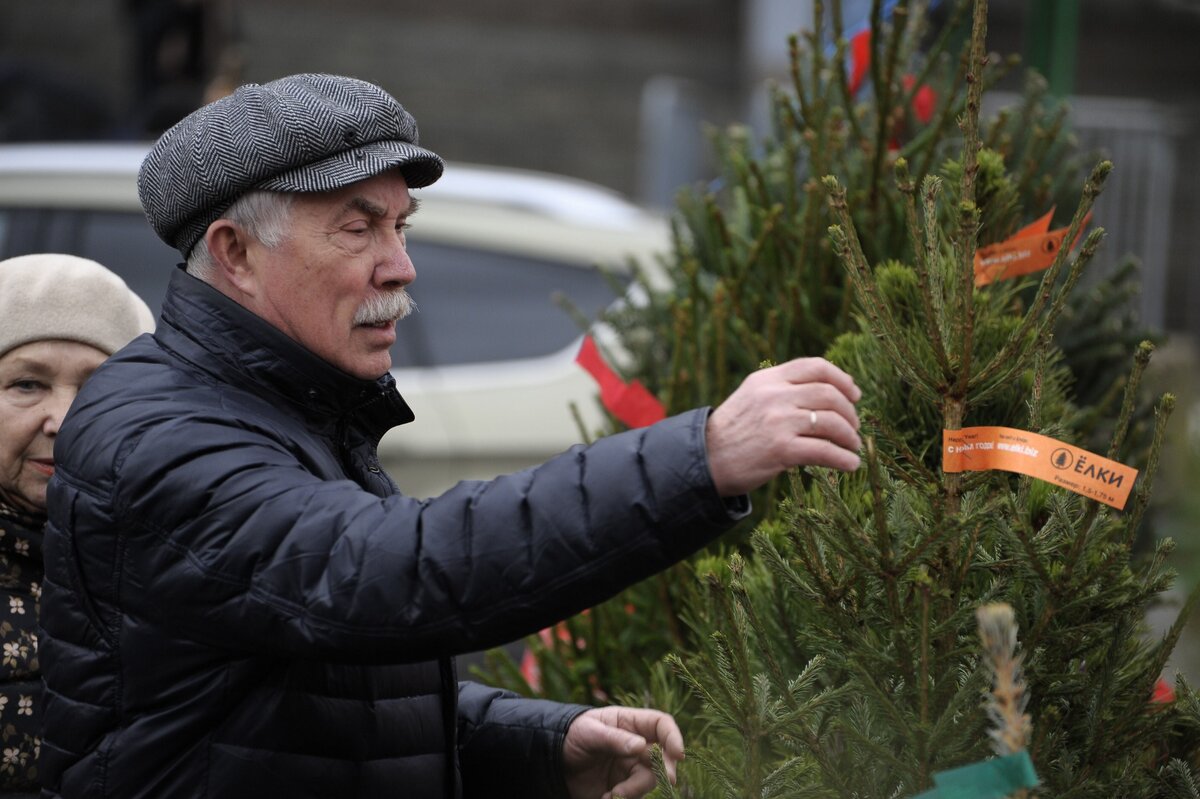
left=138, top=73, right=445, bottom=256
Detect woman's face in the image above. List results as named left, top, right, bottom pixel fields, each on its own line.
left=0, top=340, right=108, bottom=514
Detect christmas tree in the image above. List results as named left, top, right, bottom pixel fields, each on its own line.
left=475, top=10, right=1195, bottom=794
left=641, top=1, right=1200, bottom=794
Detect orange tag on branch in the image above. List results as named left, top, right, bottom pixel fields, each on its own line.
left=943, top=426, right=1138, bottom=510
left=974, top=210, right=1092, bottom=287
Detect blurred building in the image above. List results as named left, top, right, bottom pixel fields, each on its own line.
left=2, top=0, right=1198, bottom=333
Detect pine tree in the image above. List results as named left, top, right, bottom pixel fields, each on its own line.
left=473, top=11, right=1177, bottom=788
left=640, top=1, right=1200, bottom=795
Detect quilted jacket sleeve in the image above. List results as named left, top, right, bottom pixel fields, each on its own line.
left=88, top=405, right=745, bottom=661
left=456, top=681, right=589, bottom=799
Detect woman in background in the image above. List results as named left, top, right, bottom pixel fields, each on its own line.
left=0, top=254, right=154, bottom=795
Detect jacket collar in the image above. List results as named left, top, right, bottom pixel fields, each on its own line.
left=156, top=266, right=414, bottom=441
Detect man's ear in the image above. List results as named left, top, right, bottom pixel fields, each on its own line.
left=204, top=220, right=258, bottom=298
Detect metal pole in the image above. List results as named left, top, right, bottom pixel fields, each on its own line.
left=1025, top=0, right=1079, bottom=97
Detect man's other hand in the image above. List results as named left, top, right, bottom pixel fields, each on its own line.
left=707, top=357, right=863, bottom=496
left=563, top=706, right=683, bottom=799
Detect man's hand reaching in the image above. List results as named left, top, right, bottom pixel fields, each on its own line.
left=563, top=706, right=684, bottom=799
left=706, top=357, right=863, bottom=496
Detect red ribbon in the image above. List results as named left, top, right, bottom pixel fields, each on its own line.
left=575, top=335, right=666, bottom=429
left=849, top=29, right=872, bottom=95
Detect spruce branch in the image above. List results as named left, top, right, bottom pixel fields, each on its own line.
left=1108, top=340, right=1154, bottom=460
left=826, top=0, right=868, bottom=148
left=899, top=0, right=969, bottom=137
left=839, top=707, right=920, bottom=784
left=1025, top=335, right=1050, bottom=431
left=953, top=198, right=982, bottom=396
left=1145, top=584, right=1200, bottom=713
left=1003, top=492, right=1060, bottom=596
left=1123, top=392, right=1175, bottom=546
left=925, top=662, right=990, bottom=755
left=825, top=177, right=940, bottom=396
left=868, top=0, right=887, bottom=128
left=648, top=744, right=681, bottom=799
left=957, top=0, right=989, bottom=213
left=969, top=160, right=1112, bottom=394
left=983, top=109, right=1013, bottom=158
left=727, top=559, right=798, bottom=712
left=667, top=651, right=742, bottom=733
left=1015, top=104, right=1069, bottom=203
left=922, top=175, right=950, bottom=349
left=665, top=298, right=694, bottom=412
left=919, top=580, right=932, bottom=753
left=1037, top=226, right=1108, bottom=339
left=868, top=1, right=908, bottom=216
left=851, top=659, right=919, bottom=743
left=863, top=412, right=940, bottom=487
left=812, top=468, right=879, bottom=565
left=894, top=517, right=962, bottom=577
left=768, top=521, right=837, bottom=607
left=866, top=438, right=895, bottom=566
left=896, top=0, right=931, bottom=90
left=789, top=31, right=813, bottom=124
left=909, top=40, right=969, bottom=178
left=897, top=158, right=952, bottom=377
left=949, top=0, right=989, bottom=397
left=705, top=569, right=758, bottom=728
left=712, top=281, right=731, bottom=399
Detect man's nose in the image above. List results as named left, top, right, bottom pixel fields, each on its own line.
left=375, top=237, right=416, bottom=289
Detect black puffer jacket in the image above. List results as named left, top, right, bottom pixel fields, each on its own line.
left=40, top=269, right=745, bottom=798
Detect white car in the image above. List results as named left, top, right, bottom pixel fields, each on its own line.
left=0, top=143, right=670, bottom=498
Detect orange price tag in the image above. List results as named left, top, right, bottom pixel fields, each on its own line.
left=943, top=426, right=1138, bottom=510
left=974, top=209, right=1091, bottom=287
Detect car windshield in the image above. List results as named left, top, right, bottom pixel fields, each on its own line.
left=0, top=208, right=624, bottom=368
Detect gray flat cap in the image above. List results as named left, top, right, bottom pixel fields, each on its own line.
left=138, top=73, right=445, bottom=256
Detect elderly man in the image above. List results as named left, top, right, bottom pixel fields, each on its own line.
left=40, top=74, right=863, bottom=799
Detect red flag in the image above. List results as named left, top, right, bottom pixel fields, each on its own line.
left=849, top=29, right=872, bottom=95
left=575, top=335, right=667, bottom=428
left=902, top=75, right=936, bottom=124
left=1152, top=677, right=1176, bottom=704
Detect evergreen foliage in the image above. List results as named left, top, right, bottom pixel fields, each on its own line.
left=474, top=8, right=1193, bottom=795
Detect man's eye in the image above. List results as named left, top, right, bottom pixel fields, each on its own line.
left=9, top=380, right=44, bottom=393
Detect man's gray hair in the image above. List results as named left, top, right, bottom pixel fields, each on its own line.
left=187, top=191, right=296, bottom=282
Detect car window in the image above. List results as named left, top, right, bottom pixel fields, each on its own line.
left=75, top=210, right=180, bottom=317
left=398, top=239, right=621, bottom=367
left=3, top=209, right=624, bottom=368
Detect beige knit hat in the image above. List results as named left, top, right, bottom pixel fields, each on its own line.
left=0, top=254, right=156, bottom=359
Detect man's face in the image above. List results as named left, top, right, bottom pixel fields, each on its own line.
left=243, top=170, right=418, bottom=380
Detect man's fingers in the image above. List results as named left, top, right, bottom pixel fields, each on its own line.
left=604, top=765, right=658, bottom=799
left=804, top=411, right=863, bottom=453
left=646, top=714, right=683, bottom=783
left=586, top=717, right=647, bottom=756
left=775, top=357, right=862, bottom=402
left=790, top=436, right=862, bottom=472
left=791, top=382, right=862, bottom=431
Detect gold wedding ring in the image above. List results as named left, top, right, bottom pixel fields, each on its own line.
left=809, top=409, right=818, bottom=432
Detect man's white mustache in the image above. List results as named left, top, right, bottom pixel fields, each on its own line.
left=353, top=290, right=416, bottom=325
